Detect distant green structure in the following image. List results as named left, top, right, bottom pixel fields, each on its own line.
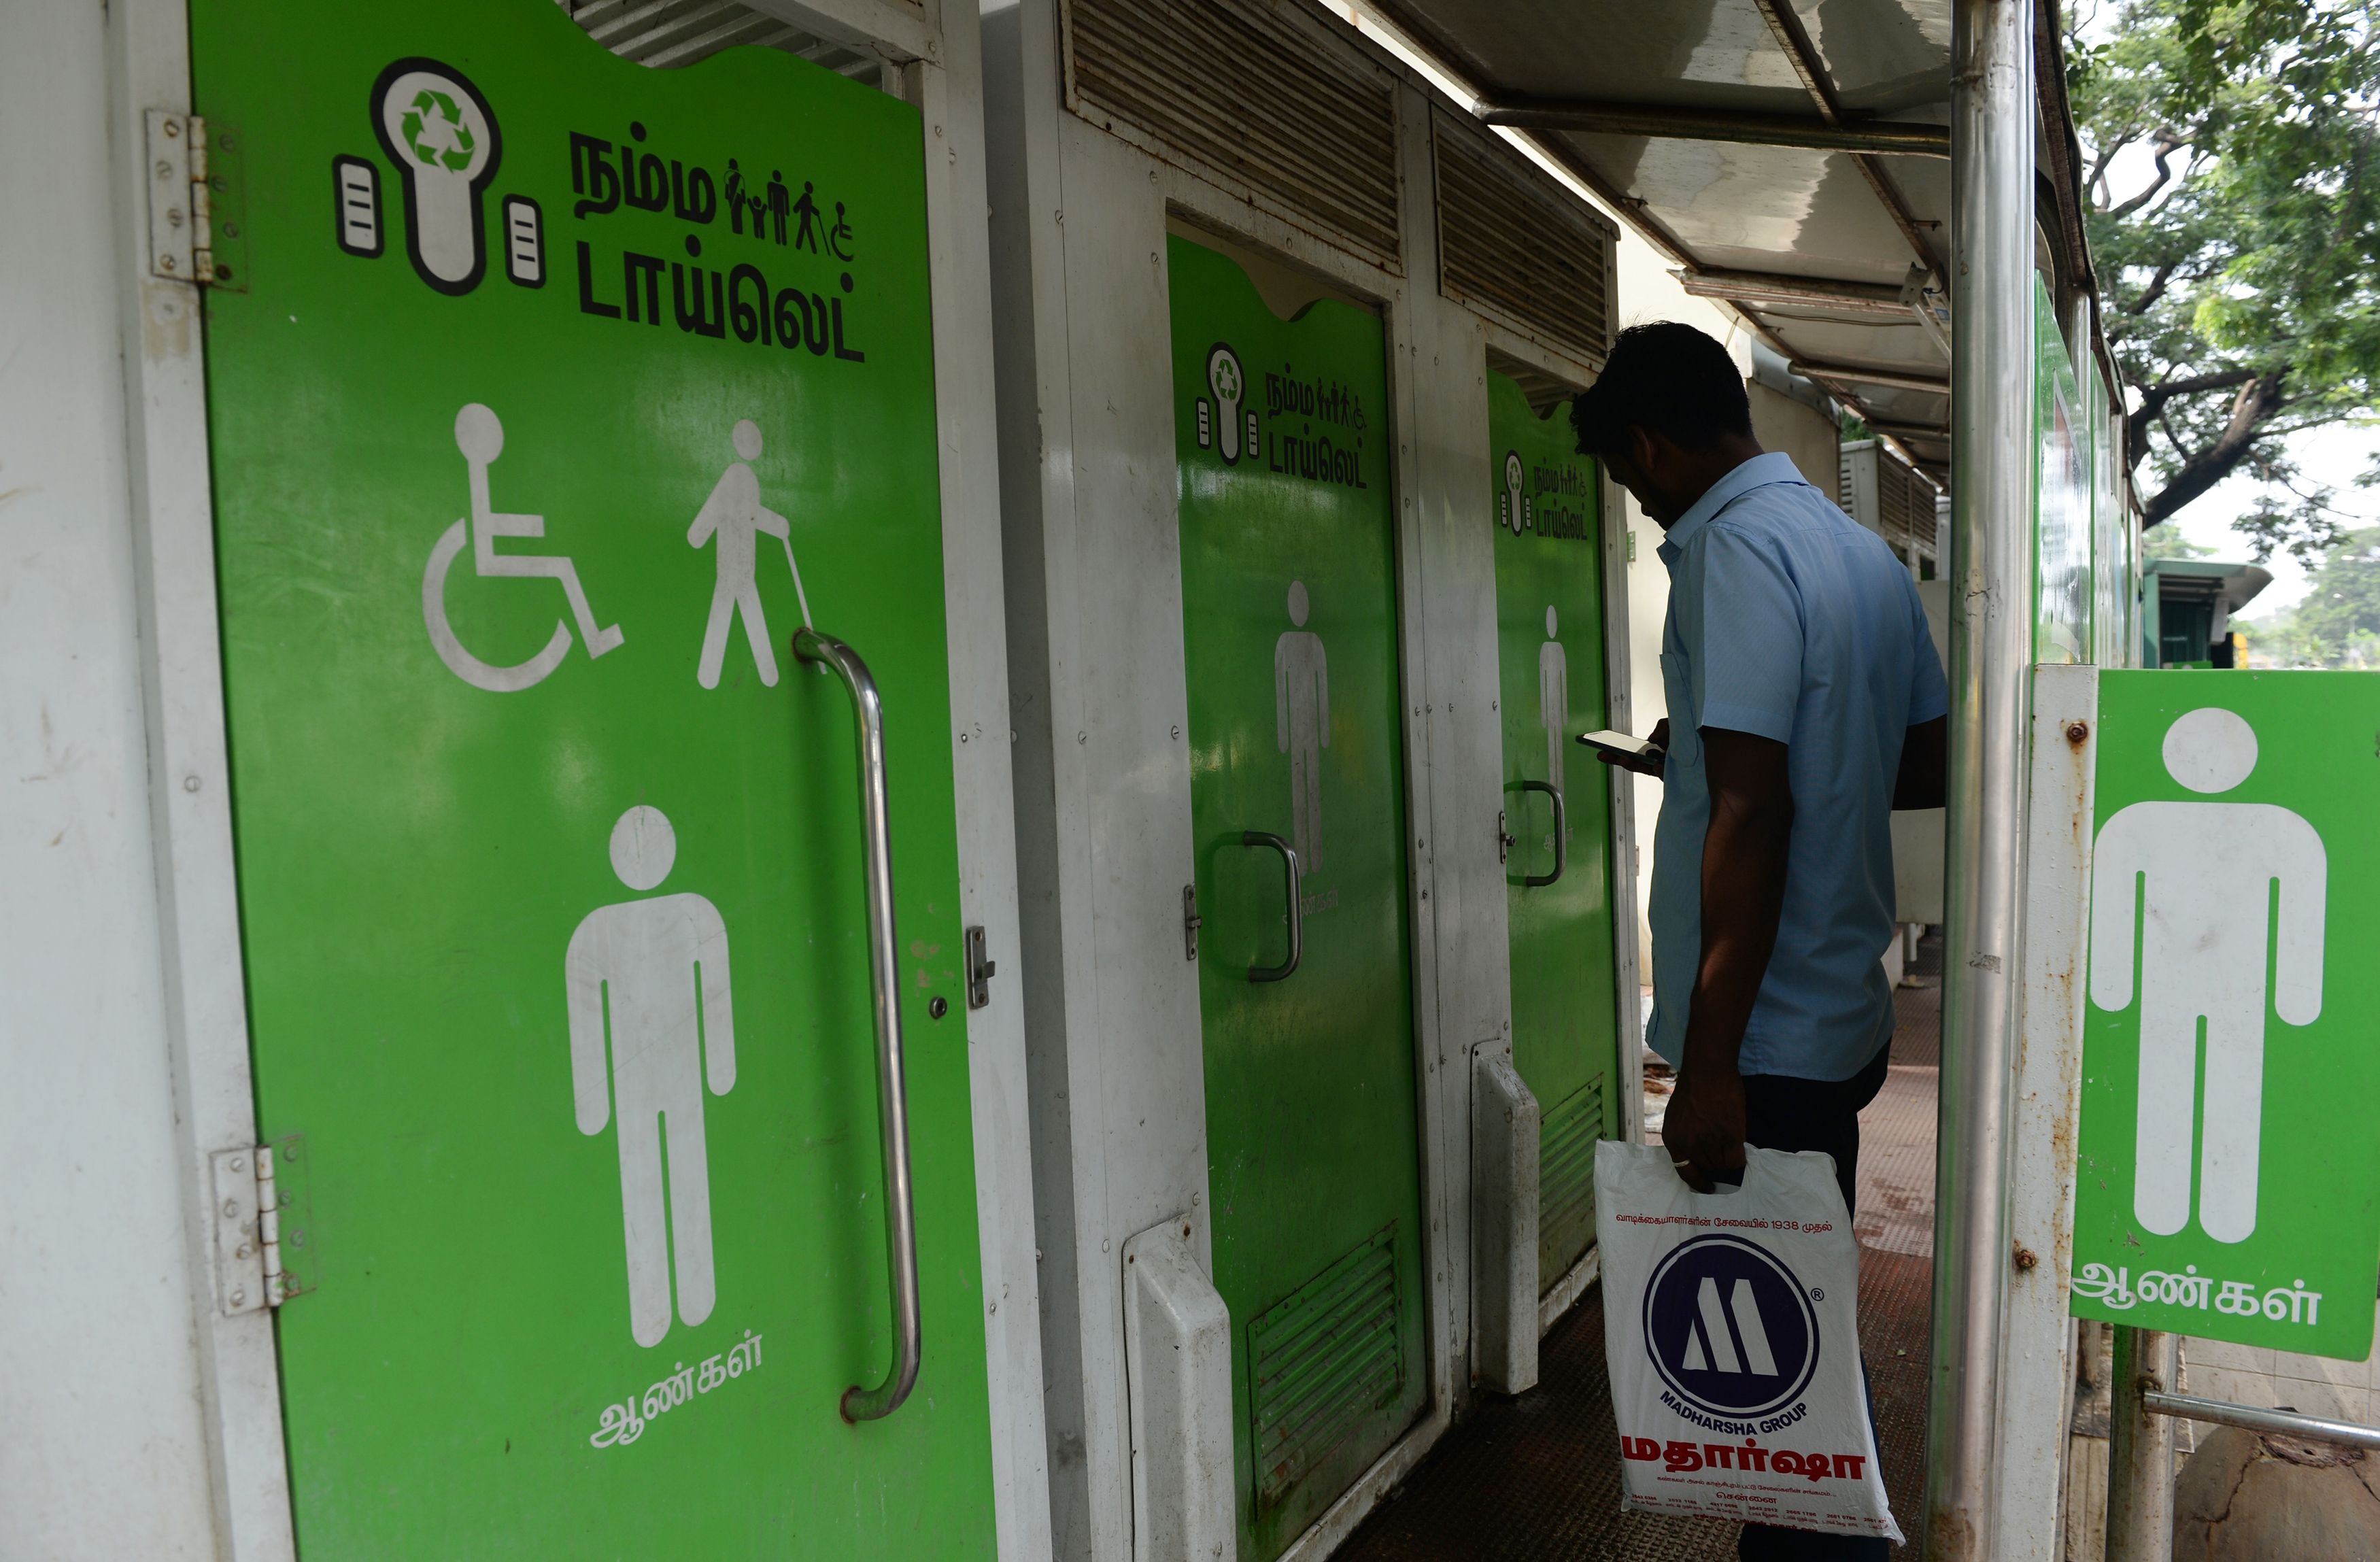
left=2144, top=557, right=2271, bottom=668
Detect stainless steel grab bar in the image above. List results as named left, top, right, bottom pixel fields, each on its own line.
left=1240, top=830, right=1302, bottom=983
left=1517, top=780, right=1565, bottom=888
left=795, top=627, right=921, bottom=1424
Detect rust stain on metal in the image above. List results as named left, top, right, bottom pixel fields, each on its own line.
left=1928, top=1508, right=1979, bottom=1560
left=2064, top=719, right=2089, bottom=748
left=2013, top=1244, right=2039, bottom=1272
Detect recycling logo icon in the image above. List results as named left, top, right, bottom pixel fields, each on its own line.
left=400, top=88, right=479, bottom=171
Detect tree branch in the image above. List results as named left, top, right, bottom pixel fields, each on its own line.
left=2123, top=367, right=2262, bottom=464
left=2104, top=129, right=2186, bottom=220
left=2086, top=124, right=2142, bottom=208
left=2122, top=258, right=2182, bottom=317
left=2141, top=371, right=2290, bottom=526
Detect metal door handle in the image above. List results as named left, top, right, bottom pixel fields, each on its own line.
left=1518, top=780, right=1565, bottom=888
left=795, top=627, right=921, bottom=1423
left=1240, top=830, right=1302, bottom=983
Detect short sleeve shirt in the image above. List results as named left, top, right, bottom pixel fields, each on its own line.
left=1647, top=453, right=1948, bottom=1081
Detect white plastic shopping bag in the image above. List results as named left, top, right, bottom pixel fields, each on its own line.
left=1595, top=1140, right=1901, bottom=1544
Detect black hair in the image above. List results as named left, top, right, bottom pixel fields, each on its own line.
left=1569, top=322, right=1754, bottom=457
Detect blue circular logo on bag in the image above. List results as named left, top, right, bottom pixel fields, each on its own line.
left=1642, top=1234, right=1820, bottom=1418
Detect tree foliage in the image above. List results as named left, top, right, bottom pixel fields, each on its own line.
left=2238, top=526, right=2380, bottom=664
left=2068, top=1, right=2380, bottom=560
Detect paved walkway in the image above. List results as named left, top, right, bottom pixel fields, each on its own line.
left=1339, top=940, right=1942, bottom=1560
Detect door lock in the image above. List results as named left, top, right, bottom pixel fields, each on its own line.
left=1497, top=809, right=1517, bottom=865
left=1182, top=884, right=1202, bottom=962
left=965, top=924, right=996, bottom=1010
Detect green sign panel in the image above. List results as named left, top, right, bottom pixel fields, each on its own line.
left=1486, top=371, right=1620, bottom=1285
left=1170, top=233, right=1427, bottom=1562
left=194, top=1, right=999, bottom=1550
left=2071, top=671, right=2380, bottom=1359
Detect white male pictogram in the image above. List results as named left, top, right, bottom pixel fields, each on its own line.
left=1276, top=580, right=1329, bottom=877
left=689, top=420, right=811, bottom=690
left=2090, top=707, right=2325, bottom=1244
left=566, top=805, right=738, bottom=1346
left=1540, top=604, right=1569, bottom=811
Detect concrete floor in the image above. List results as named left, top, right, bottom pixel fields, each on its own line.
left=1339, top=939, right=1943, bottom=1559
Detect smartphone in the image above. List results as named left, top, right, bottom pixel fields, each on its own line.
left=1576, top=728, right=1662, bottom=761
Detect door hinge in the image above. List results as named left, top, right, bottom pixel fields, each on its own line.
left=1497, top=809, right=1516, bottom=865
left=964, top=924, right=996, bottom=1010
left=146, top=110, right=216, bottom=285
left=1182, top=883, right=1202, bottom=962
left=211, top=1136, right=311, bottom=1314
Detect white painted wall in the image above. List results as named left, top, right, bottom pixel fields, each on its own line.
left=0, top=5, right=222, bottom=1554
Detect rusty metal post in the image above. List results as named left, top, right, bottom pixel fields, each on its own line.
left=1927, top=0, right=2034, bottom=1555
left=2106, top=1327, right=2178, bottom=1562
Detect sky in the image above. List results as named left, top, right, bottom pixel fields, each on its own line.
left=2162, top=420, right=2379, bottom=619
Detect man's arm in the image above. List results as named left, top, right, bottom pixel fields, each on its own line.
left=1894, top=715, right=1948, bottom=810
left=1663, top=725, right=1794, bottom=1191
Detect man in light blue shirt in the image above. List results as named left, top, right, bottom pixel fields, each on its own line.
left=1580, top=322, right=1945, bottom=1191
left=1576, top=324, right=1944, bottom=1562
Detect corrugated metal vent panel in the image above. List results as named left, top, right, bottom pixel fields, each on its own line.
left=1434, top=108, right=1616, bottom=370
left=1486, top=345, right=1582, bottom=418
left=558, top=0, right=885, bottom=80
left=1247, top=1224, right=1406, bottom=1513
left=1538, top=1074, right=1603, bottom=1285
left=1878, top=445, right=1938, bottom=555
left=1062, top=0, right=1403, bottom=271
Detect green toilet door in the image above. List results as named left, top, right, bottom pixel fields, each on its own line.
left=1168, top=234, right=1429, bottom=1562
left=1487, top=370, right=1622, bottom=1290
left=194, top=3, right=1000, bottom=1552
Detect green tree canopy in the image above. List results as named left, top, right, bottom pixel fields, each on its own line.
left=2237, top=524, right=2380, bottom=664
left=2069, top=1, right=2380, bottom=560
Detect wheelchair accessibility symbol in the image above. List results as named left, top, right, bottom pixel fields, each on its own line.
left=423, top=403, right=624, bottom=692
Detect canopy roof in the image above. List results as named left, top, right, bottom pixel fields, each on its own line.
left=1361, top=0, right=2098, bottom=483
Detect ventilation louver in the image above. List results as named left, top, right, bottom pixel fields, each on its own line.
left=1877, top=445, right=1938, bottom=558
left=1434, top=108, right=1616, bottom=371
left=557, top=0, right=885, bottom=80
left=1061, top=0, right=1403, bottom=272
left=1246, top=1224, right=1406, bottom=1516
left=1538, top=1074, right=1604, bottom=1285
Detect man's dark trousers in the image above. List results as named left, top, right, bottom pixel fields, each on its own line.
left=1713, top=1039, right=1892, bottom=1562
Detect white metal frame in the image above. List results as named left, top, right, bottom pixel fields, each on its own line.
left=102, top=0, right=1051, bottom=1555
left=106, top=1, right=293, bottom=1554
left=1993, top=663, right=2097, bottom=1561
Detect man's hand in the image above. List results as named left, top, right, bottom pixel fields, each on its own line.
left=1596, top=717, right=1671, bottom=778
left=1661, top=1065, right=1747, bottom=1193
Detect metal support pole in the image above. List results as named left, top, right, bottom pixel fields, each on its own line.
left=1927, top=0, right=2034, bottom=1556
left=2107, top=1328, right=2178, bottom=1562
